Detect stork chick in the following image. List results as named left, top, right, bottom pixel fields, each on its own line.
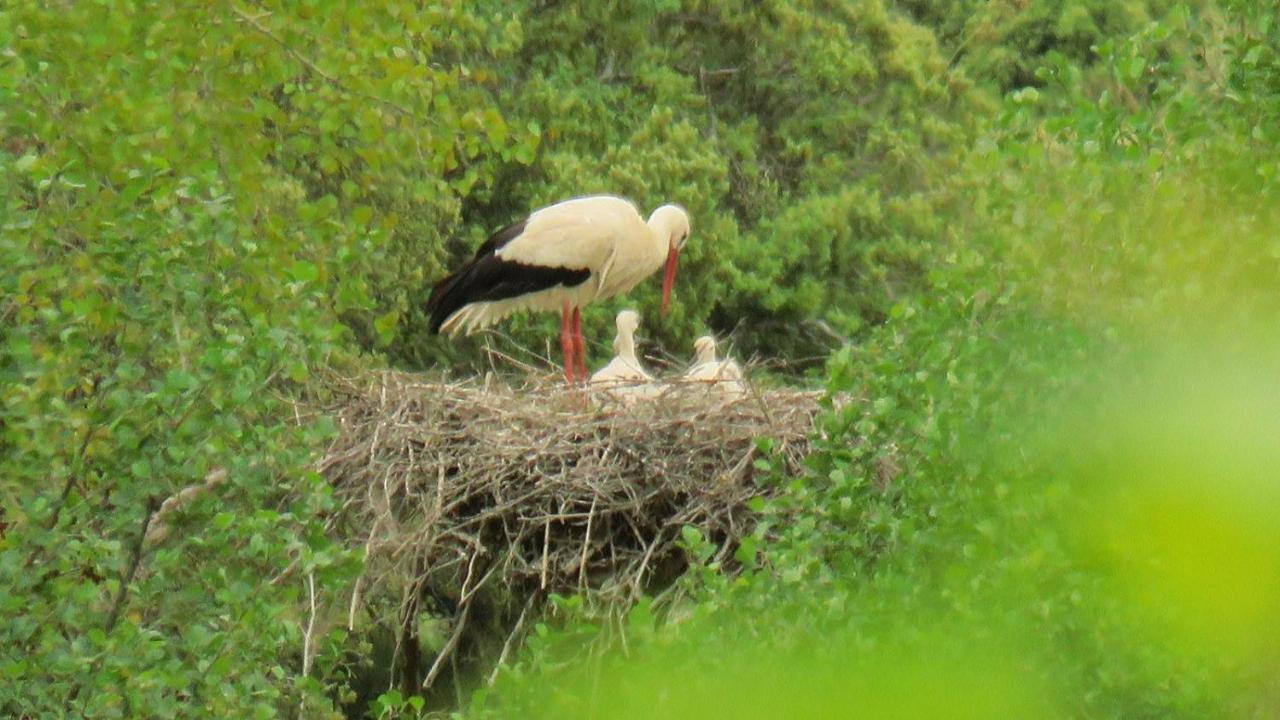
left=590, top=310, right=657, bottom=404
left=684, top=335, right=747, bottom=399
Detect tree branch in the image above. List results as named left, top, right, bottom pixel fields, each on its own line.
left=106, top=496, right=160, bottom=634
left=144, top=468, right=229, bottom=547
left=68, top=495, right=161, bottom=708
left=230, top=6, right=417, bottom=121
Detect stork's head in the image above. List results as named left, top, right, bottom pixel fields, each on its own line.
left=648, top=204, right=691, bottom=314
left=616, top=309, right=641, bottom=336
left=613, top=309, right=641, bottom=355
left=693, top=335, right=718, bottom=364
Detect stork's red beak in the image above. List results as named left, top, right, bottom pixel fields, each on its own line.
left=661, top=245, right=679, bottom=315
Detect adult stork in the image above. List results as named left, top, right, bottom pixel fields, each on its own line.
left=425, top=195, right=691, bottom=383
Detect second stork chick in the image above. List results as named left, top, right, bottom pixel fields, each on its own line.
left=684, top=335, right=747, bottom=399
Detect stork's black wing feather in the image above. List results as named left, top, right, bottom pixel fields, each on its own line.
left=471, top=218, right=527, bottom=259
left=425, top=219, right=590, bottom=334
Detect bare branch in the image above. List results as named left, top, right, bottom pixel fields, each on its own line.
left=301, top=573, right=318, bottom=679
left=144, top=468, right=229, bottom=547
left=230, top=6, right=417, bottom=121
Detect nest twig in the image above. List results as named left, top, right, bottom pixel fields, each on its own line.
left=312, top=368, right=820, bottom=694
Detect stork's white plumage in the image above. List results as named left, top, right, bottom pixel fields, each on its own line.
left=684, top=335, right=747, bottom=399
left=589, top=310, right=658, bottom=404
left=426, top=195, right=691, bottom=384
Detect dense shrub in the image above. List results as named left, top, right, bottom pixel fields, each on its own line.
left=396, top=0, right=979, bottom=373
left=900, top=0, right=1192, bottom=90
left=465, top=3, right=1280, bottom=718
left=1, top=2, right=519, bottom=715
left=2, top=1, right=1277, bottom=717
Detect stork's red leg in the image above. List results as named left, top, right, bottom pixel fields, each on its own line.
left=560, top=302, right=575, bottom=385
left=571, top=307, right=586, bottom=384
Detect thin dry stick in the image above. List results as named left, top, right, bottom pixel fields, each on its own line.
left=269, top=554, right=301, bottom=587
left=632, top=526, right=671, bottom=601
left=578, top=495, right=598, bottom=592
left=347, top=575, right=362, bottom=632
left=487, top=591, right=539, bottom=687
left=421, top=599, right=470, bottom=692
left=301, top=573, right=317, bottom=678
left=459, top=562, right=500, bottom=607
left=540, top=520, right=551, bottom=590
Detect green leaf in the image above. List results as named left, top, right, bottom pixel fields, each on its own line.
left=680, top=525, right=704, bottom=548
left=373, top=310, right=399, bottom=345
left=289, top=261, right=320, bottom=284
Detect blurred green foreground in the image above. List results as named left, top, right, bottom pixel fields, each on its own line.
left=3, top=1, right=1279, bottom=718
left=474, top=161, right=1280, bottom=720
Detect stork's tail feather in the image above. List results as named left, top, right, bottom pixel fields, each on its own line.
left=425, top=269, right=466, bottom=334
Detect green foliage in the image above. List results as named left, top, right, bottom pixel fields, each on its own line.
left=394, top=0, right=978, bottom=373
left=902, top=0, right=1190, bottom=90
left=465, top=4, right=1280, bottom=719
left=365, top=688, right=427, bottom=720
left=0, top=1, right=519, bottom=715
left=4, top=0, right=1279, bottom=717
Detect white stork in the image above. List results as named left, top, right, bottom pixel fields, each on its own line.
left=589, top=310, right=657, bottom=403
left=425, top=195, right=691, bottom=383
left=684, top=335, right=747, bottom=399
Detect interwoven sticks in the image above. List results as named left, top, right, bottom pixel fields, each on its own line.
left=315, top=370, right=820, bottom=691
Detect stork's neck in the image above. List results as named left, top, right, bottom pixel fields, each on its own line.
left=645, top=209, right=677, bottom=269
left=616, top=331, right=639, bottom=365
left=696, top=345, right=717, bottom=364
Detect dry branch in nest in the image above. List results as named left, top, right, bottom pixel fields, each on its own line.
left=314, top=369, right=820, bottom=694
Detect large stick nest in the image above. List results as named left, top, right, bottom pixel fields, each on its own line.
left=314, top=369, right=820, bottom=692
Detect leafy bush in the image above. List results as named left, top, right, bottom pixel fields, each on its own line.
left=3, top=1, right=1278, bottom=718
left=901, top=0, right=1191, bottom=90
left=1, top=2, right=521, bottom=715
left=464, top=4, right=1280, bottom=718
left=396, top=0, right=979, bottom=373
